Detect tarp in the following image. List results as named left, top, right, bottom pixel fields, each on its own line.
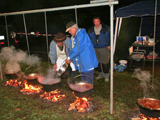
left=114, top=0, right=160, bottom=62
left=116, top=0, right=160, bottom=18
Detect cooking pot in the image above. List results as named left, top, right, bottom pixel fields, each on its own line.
left=68, top=74, right=93, bottom=98
left=137, top=98, right=160, bottom=118
left=57, top=61, right=72, bottom=79
left=26, top=73, right=39, bottom=85
left=4, top=70, right=19, bottom=80
left=41, top=82, right=61, bottom=92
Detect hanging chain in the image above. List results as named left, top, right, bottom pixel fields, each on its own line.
left=152, top=0, right=157, bottom=88
left=75, top=6, right=82, bottom=73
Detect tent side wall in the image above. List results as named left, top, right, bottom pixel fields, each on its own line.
left=114, top=17, right=141, bottom=62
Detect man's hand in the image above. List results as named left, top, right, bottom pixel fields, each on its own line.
left=65, top=58, right=72, bottom=64
left=107, top=46, right=110, bottom=50
left=53, top=63, right=57, bottom=71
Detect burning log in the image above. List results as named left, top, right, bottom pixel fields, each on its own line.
left=40, top=89, right=66, bottom=102
left=140, top=114, right=160, bottom=120
left=20, top=80, right=42, bottom=94
left=68, top=97, right=94, bottom=112
left=5, top=79, right=22, bottom=87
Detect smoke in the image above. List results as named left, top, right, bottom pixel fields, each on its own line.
left=132, top=68, right=151, bottom=96
left=37, top=68, right=61, bottom=85
left=0, top=46, right=41, bottom=72
left=5, top=61, right=21, bottom=73
left=68, top=82, right=93, bottom=92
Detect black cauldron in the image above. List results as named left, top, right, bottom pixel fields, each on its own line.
left=137, top=98, right=160, bottom=118
left=68, top=74, right=93, bottom=98
left=26, top=73, right=39, bottom=85
left=4, top=70, right=19, bottom=80
left=41, top=82, right=61, bottom=92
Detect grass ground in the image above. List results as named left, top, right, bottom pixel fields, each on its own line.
left=0, top=61, right=160, bottom=120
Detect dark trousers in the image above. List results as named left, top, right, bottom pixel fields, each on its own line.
left=81, top=70, right=94, bottom=84
left=97, top=63, right=109, bottom=73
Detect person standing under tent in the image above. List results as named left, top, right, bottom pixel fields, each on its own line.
left=88, top=17, right=110, bottom=82
left=65, top=21, right=98, bottom=84
left=49, top=32, right=76, bottom=78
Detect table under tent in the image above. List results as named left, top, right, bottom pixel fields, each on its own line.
left=114, top=0, right=160, bottom=63
left=0, top=0, right=118, bottom=115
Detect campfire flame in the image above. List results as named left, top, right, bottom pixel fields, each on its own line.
left=68, top=92, right=94, bottom=112
left=6, top=79, right=22, bottom=87
left=140, top=114, right=160, bottom=120
left=20, top=80, right=42, bottom=94
left=40, top=89, right=66, bottom=102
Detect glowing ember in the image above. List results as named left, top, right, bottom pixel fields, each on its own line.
left=140, top=114, right=160, bottom=120
left=40, top=89, right=66, bottom=102
left=20, top=80, right=42, bottom=94
left=68, top=96, right=94, bottom=112
left=5, top=79, right=22, bottom=87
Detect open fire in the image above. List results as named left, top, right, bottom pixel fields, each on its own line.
left=20, top=80, right=42, bottom=94
left=140, top=114, right=160, bottom=120
left=5, top=79, right=22, bottom=87
left=40, top=89, right=66, bottom=102
left=68, top=92, right=94, bottom=112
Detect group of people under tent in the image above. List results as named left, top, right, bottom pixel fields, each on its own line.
left=49, top=17, right=110, bottom=86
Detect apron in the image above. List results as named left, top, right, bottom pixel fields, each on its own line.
left=56, top=44, right=75, bottom=71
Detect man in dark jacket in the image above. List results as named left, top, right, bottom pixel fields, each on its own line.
left=88, top=17, right=110, bottom=82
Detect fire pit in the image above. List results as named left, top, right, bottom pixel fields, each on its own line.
left=5, top=79, right=22, bottom=87
left=68, top=75, right=94, bottom=112
left=40, top=89, right=66, bottom=102
left=68, top=94, right=94, bottom=112
left=137, top=98, right=160, bottom=118
left=20, top=80, right=43, bottom=94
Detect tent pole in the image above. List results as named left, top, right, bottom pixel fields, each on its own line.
left=44, top=11, right=49, bottom=64
left=152, top=0, right=157, bottom=88
left=110, top=4, right=114, bottom=115
left=113, top=17, right=122, bottom=54
left=23, top=14, right=30, bottom=55
left=0, top=60, right=3, bottom=80
left=5, top=16, right=10, bottom=47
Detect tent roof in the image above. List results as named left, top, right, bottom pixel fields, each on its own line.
left=116, top=0, right=160, bottom=18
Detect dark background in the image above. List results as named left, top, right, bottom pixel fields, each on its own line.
left=0, top=0, right=143, bottom=61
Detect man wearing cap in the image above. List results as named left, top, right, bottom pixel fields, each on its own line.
left=49, top=32, right=75, bottom=75
left=88, top=17, right=110, bottom=82
left=65, top=21, right=98, bottom=84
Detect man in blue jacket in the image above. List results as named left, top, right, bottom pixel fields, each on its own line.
left=65, top=21, right=98, bottom=84
left=88, top=17, right=110, bottom=82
